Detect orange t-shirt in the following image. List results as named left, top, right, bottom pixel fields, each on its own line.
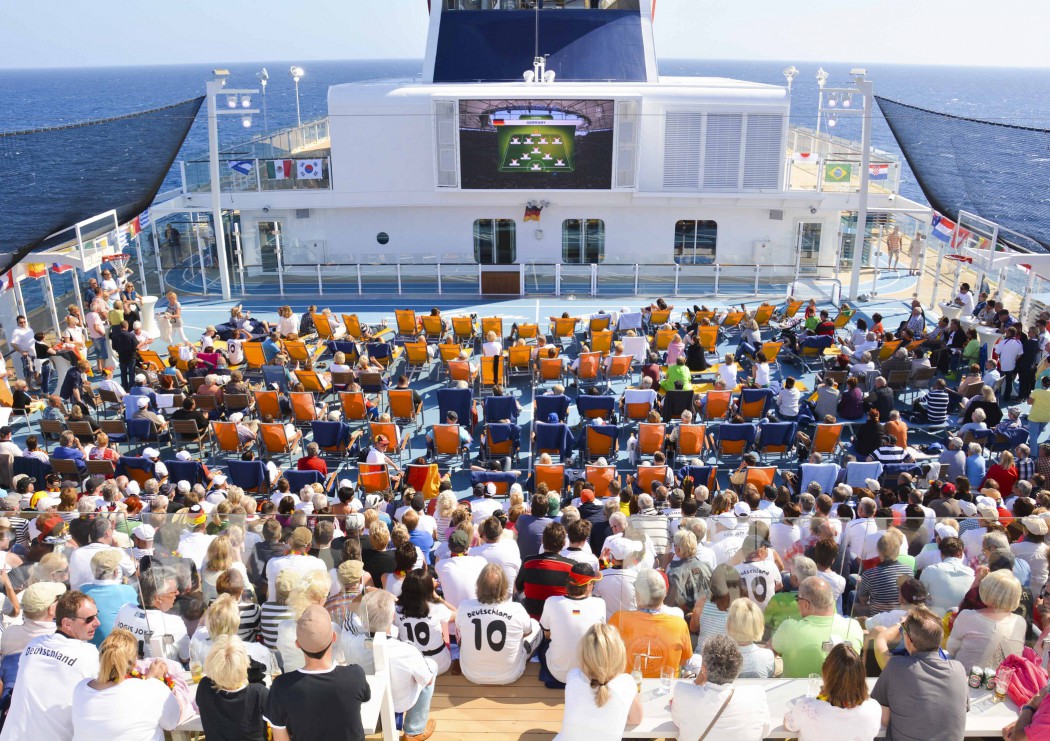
left=609, top=610, right=693, bottom=678
left=884, top=419, right=908, bottom=449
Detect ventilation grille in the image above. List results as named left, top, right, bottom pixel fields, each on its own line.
left=434, top=100, right=459, bottom=188
left=744, top=114, right=785, bottom=189
left=703, top=113, right=743, bottom=190
left=614, top=100, right=639, bottom=189
left=295, top=209, right=311, bottom=219
left=662, top=112, right=702, bottom=189
left=769, top=209, right=784, bottom=221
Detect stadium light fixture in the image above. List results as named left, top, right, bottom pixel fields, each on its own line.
left=290, top=66, right=305, bottom=126
left=257, top=68, right=270, bottom=134
left=815, top=67, right=829, bottom=135
left=782, top=65, right=799, bottom=91
left=226, top=95, right=238, bottom=109
left=241, top=115, right=252, bottom=128
left=240, top=95, right=252, bottom=108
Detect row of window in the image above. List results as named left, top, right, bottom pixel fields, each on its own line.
left=472, top=219, right=719, bottom=265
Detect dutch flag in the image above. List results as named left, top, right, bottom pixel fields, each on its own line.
left=931, top=213, right=956, bottom=243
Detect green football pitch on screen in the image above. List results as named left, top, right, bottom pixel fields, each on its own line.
left=496, top=121, right=578, bottom=173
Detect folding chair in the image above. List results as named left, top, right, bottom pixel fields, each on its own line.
left=224, top=393, right=252, bottom=416
left=482, top=423, right=519, bottom=464
left=534, top=422, right=574, bottom=462
left=605, top=354, right=634, bottom=387
left=402, top=342, right=431, bottom=381
left=753, top=304, right=775, bottom=328
left=537, top=357, right=565, bottom=385
left=290, top=392, right=320, bottom=427
left=478, top=356, right=505, bottom=397
left=721, top=311, right=745, bottom=333
left=254, top=390, right=285, bottom=421
left=483, top=395, right=519, bottom=424
left=451, top=316, right=476, bottom=346
left=647, top=308, right=672, bottom=332
left=480, top=317, right=504, bottom=342
left=388, top=389, right=422, bottom=432
left=811, top=423, right=844, bottom=459
left=420, top=315, right=444, bottom=343
left=533, top=463, right=566, bottom=494
left=366, top=342, right=402, bottom=373
left=394, top=310, right=418, bottom=341
left=636, top=422, right=665, bottom=462
left=876, top=340, right=903, bottom=366
left=717, top=423, right=757, bottom=459
left=703, top=390, right=732, bottom=422
left=243, top=342, right=267, bottom=374
left=654, top=329, right=675, bottom=352
left=885, top=370, right=912, bottom=397
left=585, top=465, right=619, bottom=498
left=339, top=391, right=369, bottom=427
left=756, top=421, right=797, bottom=461
left=759, top=342, right=784, bottom=377
left=551, top=317, right=579, bottom=350
left=67, top=421, right=96, bottom=445
left=695, top=326, right=719, bottom=359
left=833, top=307, right=855, bottom=329
left=342, top=314, right=365, bottom=341
left=49, top=457, right=86, bottom=483
left=311, top=420, right=352, bottom=459
left=358, top=463, right=392, bottom=494
left=86, top=459, right=116, bottom=479
left=506, top=346, right=533, bottom=380
left=436, top=388, right=474, bottom=433
left=370, top=421, right=407, bottom=463
left=447, top=359, right=476, bottom=387
left=171, top=419, right=209, bottom=457
left=260, top=366, right=290, bottom=392
left=575, top=352, right=602, bottom=390
left=635, top=465, right=668, bottom=492
left=780, top=299, right=804, bottom=320
left=260, top=422, right=301, bottom=461
left=284, top=340, right=319, bottom=367
left=534, top=393, right=571, bottom=423
left=98, top=388, right=124, bottom=417
left=296, top=370, right=330, bottom=396
left=358, top=372, right=386, bottom=410
left=431, top=424, right=467, bottom=468
left=226, top=459, right=270, bottom=494
left=744, top=466, right=777, bottom=489
left=517, top=323, right=539, bottom=343
left=576, top=395, right=616, bottom=424
left=138, top=350, right=166, bottom=373
left=662, top=390, right=695, bottom=423
left=313, top=313, right=338, bottom=341
left=212, top=421, right=248, bottom=455
left=678, top=464, right=718, bottom=492
left=739, top=388, right=774, bottom=420
left=584, top=424, right=618, bottom=462
left=588, top=315, right=612, bottom=341
left=193, top=393, right=219, bottom=417
left=99, top=419, right=129, bottom=448
left=674, top=424, right=708, bottom=461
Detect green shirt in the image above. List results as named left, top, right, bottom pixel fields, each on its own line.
left=771, top=614, right=864, bottom=677
left=661, top=363, right=692, bottom=391
left=763, top=592, right=801, bottom=634
left=1031, top=389, right=1050, bottom=423
left=898, top=554, right=916, bottom=574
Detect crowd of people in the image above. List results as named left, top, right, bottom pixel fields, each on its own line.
left=3, top=286, right=1050, bottom=740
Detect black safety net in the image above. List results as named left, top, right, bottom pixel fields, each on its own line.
left=0, top=96, right=204, bottom=273
left=876, top=96, right=1050, bottom=252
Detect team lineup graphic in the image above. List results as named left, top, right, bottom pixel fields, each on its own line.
left=496, top=119, right=578, bottom=173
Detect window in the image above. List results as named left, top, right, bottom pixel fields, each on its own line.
left=674, top=220, right=717, bottom=264
left=474, top=219, right=516, bottom=264
left=376, top=232, right=390, bottom=245
left=561, top=219, right=605, bottom=264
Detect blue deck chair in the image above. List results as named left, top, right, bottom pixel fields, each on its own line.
left=262, top=365, right=290, bottom=392
left=677, top=464, right=718, bottom=491
left=13, top=456, right=51, bottom=482
left=844, top=460, right=884, bottom=488
left=739, top=387, right=775, bottom=420
left=127, top=419, right=162, bottom=449
left=716, top=423, right=757, bottom=459
left=164, top=460, right=207, bottom=488
left=483, top=395, right=519, bottom=424
left=116, top=456, right=156, bottom=486
left=366, top=342, right=396, bottom=371
left=283, top=468, right=329, bottom=495
left=799, top=463, right=843, bottom=495
left=756, top=421, right=797, bottom=461
left=469, top=470, right=519, bottom=499
left=226, top=459, right=270, bottom=494
left=981, top=427, right=1028, bottom=457
left=483, top=423, right=521, bottom=462
left=311, top=420, right=352, bottom=458
left=534, top=422, right=576, bottom=462
left=535, top=394, right=571, bottom=423
left=576, top=395, right=616, bottom=424
left=437, top=388, right=474, bottom=432
left=880, top=462, right=923, bottom=486
left=327, top=339, right=360, bottom=362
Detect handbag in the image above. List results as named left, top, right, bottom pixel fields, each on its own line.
left=698, top=688, right=735, bottom=741
left=1003, top=647, right=1048, bottom=707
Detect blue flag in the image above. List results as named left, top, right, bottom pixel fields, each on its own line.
left=228, top=160, right=254, bottom=176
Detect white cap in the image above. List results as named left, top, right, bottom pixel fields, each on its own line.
left=714, top=512, right=738, bottom=531
left=136, top=397, right=150, bottom=409
left=229, top=412, right=244, bottom=423
left=175, top=450, right=192, bottom=461
left=338, top=479, right=354, bottom=490
left=135, top=374, right=146, bottom=383
left=212, top=474, right=227, bottom=485
left=934, top=523, right=959, bottom=540
left=365, top=494, right=382, bottom=509
left=132, top=524, right=155, bottom=541
left=177, top=481, right=190, bottom=493
left=143, top=447, right=160, bottom=458
left=485, top=482, right=497, bottom=496
left=206, top=492, right=227, bottom=505
left=976, top=495, right=998, bottom=510
left=608, top=537, right=642, bottom=561
left=596, top=457, right=608, bottom=467
left=125, top=481, right=140, bottom=497
left=510, top=483, right=523, bottom=497
left=864, top=478, right=881, bottom=492
left=733, top=501, right=751, bottom=517
left=958, top=500, right=978, bottom=516
left=349, top=498, right=363, bottom=513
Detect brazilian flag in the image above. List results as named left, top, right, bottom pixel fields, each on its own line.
left=824, top=162, right=852, bottom=183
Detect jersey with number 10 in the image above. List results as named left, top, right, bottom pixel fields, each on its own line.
left=455, top=599, right=534, bottom=685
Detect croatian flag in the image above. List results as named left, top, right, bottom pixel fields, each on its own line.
left=931, top=213, right=956, bottom=243
left=228, top=160, right=254, bottom=176
left=0, top=271, right=13, bottom=296
left=869, top=164, right=889, bottom=180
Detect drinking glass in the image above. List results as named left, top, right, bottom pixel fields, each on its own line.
left=189, top=661, right=203, bottom=684
left=660, top=666, right=675, bottom=695
left=806, top=673, right=822, bottom=699
left=632, top=656, right=644, bottom=693
left=994, top=666, right=1016, bottom=701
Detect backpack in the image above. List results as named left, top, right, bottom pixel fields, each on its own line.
left=1002, top=647, right=1049, bottom=707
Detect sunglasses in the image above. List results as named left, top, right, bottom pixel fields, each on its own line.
left=76, top=613, right=99, bottom=623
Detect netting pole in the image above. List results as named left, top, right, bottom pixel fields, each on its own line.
left=848, top=75, right=874, bottom=302
left=42, top=272, right=61, bottom=338
left=930, top=244, right=945, bottom=308
left=151, top=225, right=166, bottom=296
left=205, top=79, right=234, bottom=301
left=134, top=234, right=147, bottom=289
left=12, top=275, right=26, bottom=320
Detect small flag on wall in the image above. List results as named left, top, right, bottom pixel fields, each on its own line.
left=791, top=152, right=818, bottom=163
left=297, top=159, right=323, bottom=180
left=50, top=263, right=73, bottom=274
left=824, top=162, right=852, bottom=183
left=229, top=160, right=254, bottom=175
left=139, top=209, right=150, bottom=230
left=25, top=263, right=46, bottom=278
left=0, top=271, right=13, bottom=296
left=267, top=160, right=293, bottom=179
left=869, top=164, right=889, bottom=180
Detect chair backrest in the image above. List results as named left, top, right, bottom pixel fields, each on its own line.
left=783, top=299, right=804, bottom=318
left=311, top=420, right=349, bottom=452
left=577, top=395, right=615, bottom=421
left=313, top=312, right=335, bottom=340
left=225, top=393, right=251, bottom=412
left=607, top=354, right=633, bottom=378
left=649, top=308, right=672, bottom=326
left=421, top=315, right=443, bottom=339
left=878, top=341, right=902, bottom=362
left=480, top=357, right=504, bottom=387
left=283, top=340, right=310, bottom=363
left=507, top=345, right=531, bottom=369
left=395, top=309, right=417, bottom=335
left=86, top=459, right=116, bottom=478
left=67, top=421, right=95, bottom=443
left=886, top=370, right=911, bottom=390
left=534, top=394, right=570, bottom=422
left=589, top=315, right=611, bottom=333
left=481, top=317, right=503, bottom=339
left=447, top=359, right=473, bottom=384
left=626, top=401, right=653, bottom=422
left=718, top=423, right=756, bottom=455
left=590, top=330, right=613, bottom=355
left=679, top=465, right=718, bottom=491
left=534, top=464, right=565, bottom=493
left=358, top=463, right=391, bottom=493
left=636, top=465, right=667, bottom=491
left=254, top=390, right=283, bottom=420
left=342, top=313, right=363, bottom=340
left=439, top=344, right=464, bottom=363
left=451, top=316, right=475, bottom=341
left=758, top=421, right=796, bottom=451
left=677, top=424, right=707, bottom=456
left=290, top=392, right=317, bottom=422
left=388, top=389, right=417, bottom=420
left=705, top=390, right=732, bottom=419
left=484, top=423, right=517, bottom=455
left=243, top=342, right=267, bottom=369
left=212, top=422, right=242, bottom=452
left=754, top=304, right=775, bottom=326
left=369, top=422, right=401, bottom=447
left=577, top=352, right=601, bottom=380
left=812, top=424, right=843, bottom=454
left=432, top=424, right=462, bottom=454
left=193, top=393, right=218, bottom=412
left=760, top=342, right=783, bottom=362
left=638, top=422, right=665, bottom=454
left=696, top=326, right=718, bottom=353
left=834, top=308, right=854, bottom=328
left=171, top=419, right=206, bottom=439
left=260, top=423, right=292, bottom=453
left=961, top=382, right=986, bottom=400
left=50, top=457, right=82, bottom=478
left=552, top=317, right=577, bottom=339
left=745, top=466, right=777, bottom=488
left=654, top=329, right=675, bottom=351
left=517, top=323, right=539, bottom=340
left=722, top=311, right=745, bottom=328
left=585, top=465, right=618, bottom=498
left=297, top=370, right=327, bottom=394
left=483, top=395, right=519, bottom=423
left=340, top=391, right=367, bottom=421
left=404, top=342, right=429, bottom=365
left=739, top=388, right=773, bottom=419
left=437, top=388, right=473, bottom=429
left=585, top=426, right=616, bottom=457
left=226, top=459, right=270, bottom=493
left=138, top=350, right=166, bottom=372
left=539, top=357, right=564, bottom=380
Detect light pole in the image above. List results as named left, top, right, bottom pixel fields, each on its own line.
left=205, top=69, right=259, bottom=301
left=817, top=69, right=873, bottom=302
left=256, top=67, right=269, bottom=134
left=815, top=67, right=829, bottom=135
left=782, top=65, right=798, bottom=92
left=290, top=65, right=305, bottom=127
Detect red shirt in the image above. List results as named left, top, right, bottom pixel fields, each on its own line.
left=297, top=455, right=328, bottom=475
left=983, top=464, right=1019, bottom=498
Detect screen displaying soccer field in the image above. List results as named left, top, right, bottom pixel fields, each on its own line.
left=459, top=99, right=614, bottom=189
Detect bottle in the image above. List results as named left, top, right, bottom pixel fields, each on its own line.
left=632, top=656, right=644, bottom=693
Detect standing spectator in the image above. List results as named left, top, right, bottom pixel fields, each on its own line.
left=554, top=624, right=642, bottom=741
left=515, top=492, right=554, bottom=559
left=666, top=530, right=712, bottom=615
left=0, top=591, right=100, bottom=741
left=70, top=628, right=182, bottom=740
left=539, top=563, right=607, bottom=687
left=196, top=635, right=269, bottom=741
left=264, top=604, right=372, bottom=741
left=671, top=635, right=771, bottom=741
left=871, top=607, right=968, bottom=741
left=784, top=643, right=882, bottom=740
left=1029, top=375, right=1050, bottom=446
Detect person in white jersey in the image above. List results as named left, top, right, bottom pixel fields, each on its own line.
left=435, top=530, right=488, bottom=609
left=539, top=563, right=607, bottom=687
left=113, top=565, right=190, bottom=663
left=733, top=534, right=783, bottom=611
left=470, top=516, right=522, bottom=585
left=0, top=590, right=101, bottom=741
left=264, top=527, right=327, bottom=600
left=456, top=563, right=540, bottom=685
left=396, top=570, right=455, bottom=675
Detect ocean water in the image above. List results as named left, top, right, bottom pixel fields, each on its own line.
left=3, top=58, right=1050, bottom=205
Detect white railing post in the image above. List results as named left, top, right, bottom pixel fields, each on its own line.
left=151, top=224, right=166, bottom=295
left=754, top=264, right=760, bottom=295
left=275, top=224, right=285, bottom=297
left=437, top=263, right=443, bottom=296
left=234, top=223, right=246, bottom=297
left=674, top=264, right=680, bottom=296
left=633, top=264, right=639, bottom=295
left=196, top=228, right=209, bottom=296
left=255, top=160, right=262, bottom=191
left=316, top=263, right=323, bottom=295
left=713, top=264, right=721, bottom=297
left=591, top=263, right=597, bottom=296
left=555, top=263, right=562, bottom=297
left=397, top=263, right=403, bottom=295
left=179, top=161, right=188, bottom=193
left=478, top=264, right=483, bottom=296
left=930, top=244, right=945, bottom=307
left=521, top=263, right=526, bottom=296
left=357, top=264, right=363, bottom=295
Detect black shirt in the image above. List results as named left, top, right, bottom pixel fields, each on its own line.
left=171, top=408, right=210, bottom=431
left=362, top=548, right=397, bottom=588
left=196, top=678, right=269, bottom=741
left=110, top=328, right=139, bottom=362
left=263, top=664, right=371, bottom=741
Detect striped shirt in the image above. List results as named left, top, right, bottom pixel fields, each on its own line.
left=857, top=561, right=913, bottom=614
left=515, top=553, right=575, bottom=619
left=628, top=512, right=671, bottom=556
left=872, top=446, right=910, bottom=465
left=922, top=389, right=950, bottom=425
left=259, top=602, right=294, bottom=649
left=237, top=600, right=262, bottom=643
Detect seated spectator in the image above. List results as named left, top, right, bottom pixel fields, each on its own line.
left=671, top=634, right=771, bottom=740
left=555, top=623, right=642, bottom=740
left=610, top=569, right=692, bottom=679
left=771, top=576, right=864, bottom=677
left=856, top=533, right=914, bottom=616
left=727, top=597, right=776, bottom=678
left=784, top=643, right=882, bottom=741
left=196, top=635, right=270, bottom=741
left=666, top=530, right=712, bottom=615
left=191, top=594, right=276, bottom=675
left=395, top=569, right=454, bottom=675
left=80, top=549, right=138, bottom=647
left=919, top=536, right=973, bottom=616
left=946, top=568, right=1026, bottom=668
left=538, top=562, right=606, bottom=688
left=0, top=581, right=62, bottom=656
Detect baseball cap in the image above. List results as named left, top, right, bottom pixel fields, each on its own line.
left=177, top=480, right=191, bottom=493
left=91, top=548, right=124, bottom=575
left=132, top=523, right=156, bottom=541
left=365, top=494, right=382, bottom=509
left=449, top=530, right=470, bottom=553
left=212, top=474, right=227, bottom=485
left=135, top=374, right=146, bottom=383
left=713, top=512, right=738, bottom=531
left=143, top=447, right=160, bottom=458
left=900, top=578, right=928, bottom=605
left=940, top=482, right=957, bottom=496
left=547, top=412, right=560, bottom=423
left=291, top=527, right=313, bottom=550
left=35, top=515, right=67, bottom=544
left=741, top=534, right=770, bottom=553
left=229, top=412, right=244, bottom=423
left=934, top=523, right=959, bottom=540
left=580, top=489, right=595, bottom=504
left=296, top=604, right=335, bottom=655
left=175, top=450, right=192, bottom=461
left=125, top=481, right=140, bottom=497
left=567, top=562, right=602, bottom=587
left=338, top=560, right=364, bottom=584
left=485, top=482, right=497, bottom=497
left=976, top=495, right=998, bottom=511
left=21, top=582, right=66, bottom=615
left=733, top=501, right=751, bottom=517
left=338, top=479, right=354, bottom=491
left=375, top=434, right=389, bottom=445
left=958, top=499, right=978, bottom=517
left=608, top=537, right=642, bottom=562
left=136, top=397, right=150, bottom=409
left=864, top=478, right=881, bottom=492
left=709, top=564, right=742, bottom=600
left=1023, top=515, right=1049, bottom=536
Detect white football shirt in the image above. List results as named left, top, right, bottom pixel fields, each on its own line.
left=456, top=599, right=535, bottom=685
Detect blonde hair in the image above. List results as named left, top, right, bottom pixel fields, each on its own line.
left=979, top=569, right=1022, bottom=612
left=999, top=450, right=1015, bottom=468
left=97, top=628, right=138, bottom=684
left=577, top=623, right=627, bottom=709
left=435, top=490, right=458, bottom=520
left=205, top=634, right=250, bottom=691
left=205, top=594, right=241, bottom=638
left=370, top=520, right=391, bottom=550
left=274, top=569, right=301, bottom=605
left=726, top=597, right=765, bottom=644
left=204, top=534, right=236, bottom=574
left=31, top=552, right=69, bottom=585
left=673, top=529, right=697, bottom=559
left=391, top=523, right=410, bottom=547
left=288, top=570, right=331, bottom=619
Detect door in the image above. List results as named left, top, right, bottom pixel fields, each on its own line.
left=796, top=222, right=822, bottom=268
left=258, top=220, right=283, bottom=273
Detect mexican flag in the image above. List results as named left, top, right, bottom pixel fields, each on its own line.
left=267, top=159, right=293, bottom=179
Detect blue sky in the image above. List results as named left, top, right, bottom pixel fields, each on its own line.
left=1, top=0, right=1047, bottom=69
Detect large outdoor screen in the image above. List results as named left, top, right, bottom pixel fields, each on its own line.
left=458, top=99, right=614, bottom=189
